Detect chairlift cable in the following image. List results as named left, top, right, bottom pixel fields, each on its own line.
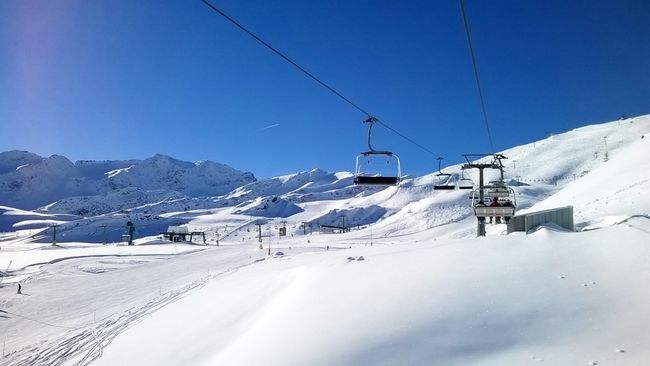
left=200, top=0, right=440, bottom=158
left=201, top=0, right=371, bottom=117
left=459, top=0, right=496, bottom=154
left=376, top=120, right=439, bottom=157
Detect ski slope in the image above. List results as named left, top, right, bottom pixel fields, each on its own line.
left=91, top=221, right=650, bottom=366
left=0, top=115, right=649, bottom=365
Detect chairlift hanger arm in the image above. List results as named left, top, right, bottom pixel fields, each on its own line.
left=363, top=117, right=380, bottom=152
left=435, top=156, right=453, bottom=180
left=361, top=117, right=398, bottom=157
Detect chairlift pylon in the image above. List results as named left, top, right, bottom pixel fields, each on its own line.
left=463, top=154, right=516, bottom=223
left=353, top=117, right=401, bottom=186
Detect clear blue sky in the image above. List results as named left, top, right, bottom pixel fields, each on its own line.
left=1, top=0, right=648, bottom=178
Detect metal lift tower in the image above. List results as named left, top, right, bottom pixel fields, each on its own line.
left=462, top=154, right=507, bottom=237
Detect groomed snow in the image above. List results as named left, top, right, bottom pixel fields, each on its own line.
left=0, top=115, right=649, bottom=365
left=89, top=220, right=650, bottom=366
left=0, top=242, right=206, bottom=278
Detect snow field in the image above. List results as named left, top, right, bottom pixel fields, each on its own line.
left=91, top=219, right=650, bottom=365
left=0, top=115, right=649, bottom=365
left=0, top=244, right=273, bottom=363
left=0, top=243, right=204, bottom=277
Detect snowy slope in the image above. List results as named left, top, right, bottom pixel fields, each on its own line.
left=3, top=219, right=648, bottom=366
left=105, top=155, right=255, bottom=197
left=0, top=153, right=256, bottom=211
left=0, top=154, right=83, bottom=210
left=1, top=115, right=649, bottom=366
left=522, top=129, right=649, bottom=228
left=371, top=115, right=650, bottom=236
left=224, top=169, right=376, bottom=204
left=39, top=188, right=187, bottom=217
left=233, top=196, right=304, bottom=218
left=12, top=115, right=647, bottom=245
left=0, top=151, right=43, bottom=175
left=500, top=117, right=648, bottom=184
left=0, top=206, right=79, bottom=233
left=88, top=221, right=650, bottom=366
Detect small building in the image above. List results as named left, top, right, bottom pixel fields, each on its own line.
left=161, top=226, right=206, bottom=244
left=319, top=224, right=350, bottom=234
left=507, top=206, right=574, bottom=234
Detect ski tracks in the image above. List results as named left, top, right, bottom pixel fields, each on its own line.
left=0, top=260, right=261, bottom=366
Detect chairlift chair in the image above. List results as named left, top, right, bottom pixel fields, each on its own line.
left=471, top=186, right=517, bottom=221
left=457, top=168, right=474, bottom=190
left=484, top=180, right=510, bottom=199
left=354, top=152, right=402, bottom=185
left=353, top=117, right=402, bottom=186
left=433, top=157, right=456, bottom=190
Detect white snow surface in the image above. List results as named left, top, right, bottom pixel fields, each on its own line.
left=93, top=223, right=650, bottom=366
left=0, top=153, right=255, bottom=211
left=522, top=131, right=650, bottom=227
left=0, top=115, right=649, bottom=365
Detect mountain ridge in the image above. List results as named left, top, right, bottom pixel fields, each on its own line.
left=0, top=152, right=257, bottom=211
left=1, top=115, right=648, bottom=241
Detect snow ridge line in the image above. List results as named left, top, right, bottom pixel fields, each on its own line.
left=0, top=258, right=266, bottom=366
left=220, top=219, right=258, bottom=240
left=6, top=249, right=207, bottom=275
left=0, top=228, right=48, bottom=245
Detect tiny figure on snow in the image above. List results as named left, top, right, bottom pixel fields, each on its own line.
left=17, top=283, right=22, bottom=294
left=126, top=221, right=135, bottom=245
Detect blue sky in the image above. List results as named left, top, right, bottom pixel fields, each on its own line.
left=1, top=0, right=648, bottom=179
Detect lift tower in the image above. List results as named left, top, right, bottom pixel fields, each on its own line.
left=462, top=154, right=507, bottom=237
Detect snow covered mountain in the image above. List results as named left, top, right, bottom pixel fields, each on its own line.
left=1, top=115, right=649, bottom=366
left=0, top=150, right=43, bottom=175
left=1, top=115, right=648, bottom=243
left=0, top=152, right=256, bottom=212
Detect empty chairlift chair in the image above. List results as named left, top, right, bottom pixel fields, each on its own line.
left=353, top=117, right=402, bottom=186
left=354, top=152, right=402, bottom=185
left=433, top=157, right=456, bottom=190
left=457, top=168, right=474, bottom=190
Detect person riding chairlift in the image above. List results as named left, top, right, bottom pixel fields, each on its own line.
left=502, top=199, right=514, bottom=223
left=489, top=197, right=501, bottom=224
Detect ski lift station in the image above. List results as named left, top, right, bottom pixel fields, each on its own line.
left=161, top=226, right=206, bottom=244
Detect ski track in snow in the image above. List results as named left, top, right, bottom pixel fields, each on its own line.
left=0, top=115, right=648, bottom=364
left=0, top=258, right=265, bottom=366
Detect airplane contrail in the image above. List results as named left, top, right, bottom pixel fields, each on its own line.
left=258, top=123, right=281, bottom=131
